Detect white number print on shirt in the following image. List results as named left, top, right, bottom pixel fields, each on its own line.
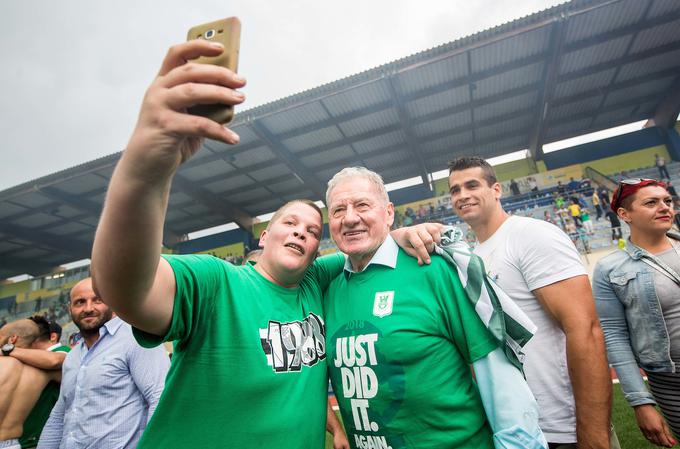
left=260, top=312, right=326, bottom=372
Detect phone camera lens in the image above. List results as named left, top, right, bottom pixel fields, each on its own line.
left=204, top=29, right=216, bottom=39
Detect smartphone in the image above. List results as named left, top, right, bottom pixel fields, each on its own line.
left=186, top=17, right=241, bottom=124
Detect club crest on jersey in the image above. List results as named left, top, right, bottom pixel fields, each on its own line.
left=373, top=291, right=394, bottom=318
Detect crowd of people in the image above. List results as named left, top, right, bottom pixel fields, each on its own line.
left=2, top=39, right=680, bottom=449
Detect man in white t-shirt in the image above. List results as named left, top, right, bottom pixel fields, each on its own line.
left=447, top=156, right=613, bottom=449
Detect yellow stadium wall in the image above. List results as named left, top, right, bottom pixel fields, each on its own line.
left=582, top=145, right=669, bottom=176
left=197, top=242, right=245, bottom=260
left=0, top=279, right=31, bottom=300
left=494, top=158, right=540, bottom=182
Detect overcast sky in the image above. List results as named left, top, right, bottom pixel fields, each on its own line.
left=0, top=0, right=566, bottom=191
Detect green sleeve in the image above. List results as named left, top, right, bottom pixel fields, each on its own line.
left=434, top=260, right=498, bottom=363
left=133, top=254, right=229, bottom=348
left=306, top=252, right=345, bottom=290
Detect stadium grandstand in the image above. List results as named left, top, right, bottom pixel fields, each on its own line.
left=1, top=0, right=680, bottom=353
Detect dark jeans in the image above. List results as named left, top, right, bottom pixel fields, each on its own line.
left=659, top=165, right=670, bottom=179
left=595, top=204, right=603, bottom=220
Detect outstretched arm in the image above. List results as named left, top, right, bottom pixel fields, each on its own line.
left=91, top=40, right=246, bottom=336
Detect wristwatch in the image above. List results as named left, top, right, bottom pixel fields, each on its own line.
left=1, top=343, right=15, bottom=356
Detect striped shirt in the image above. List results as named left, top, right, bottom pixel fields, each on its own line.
left=37, top=317, right=169, bottom=449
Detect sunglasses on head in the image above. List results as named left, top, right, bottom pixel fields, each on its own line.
left=619, top=178, right=657, bottom=185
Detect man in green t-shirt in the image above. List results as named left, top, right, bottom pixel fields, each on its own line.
left=324, top=167, right=546, bottom=449
left=6, top=316, right=70, bottom=449
left=90, top=40, right=435, bottom=448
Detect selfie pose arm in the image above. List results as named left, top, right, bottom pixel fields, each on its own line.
left=91, top=40, right=245, bottom=336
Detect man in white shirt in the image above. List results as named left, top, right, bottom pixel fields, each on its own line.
left=447, top=156, right=613, bottom=449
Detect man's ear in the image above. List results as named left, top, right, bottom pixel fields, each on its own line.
left=493, top=182, right=503, bottom=200
left=386, top=202, right=395, bottom=227
left=9, top=335, right=18, bottom=345
left=258, top=230, right=268, bottom=249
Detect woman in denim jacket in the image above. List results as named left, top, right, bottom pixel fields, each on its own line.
left=593, top=179, right=679, bottom=447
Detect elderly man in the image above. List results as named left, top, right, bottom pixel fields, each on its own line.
left=324, top=167, right=545, bottom=449
left=0, top=320, right=60, bottom=449
left=37, top=278, right=169, bottom=449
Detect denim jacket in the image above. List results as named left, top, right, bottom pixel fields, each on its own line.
left=592, top=233, right=679, bottom=407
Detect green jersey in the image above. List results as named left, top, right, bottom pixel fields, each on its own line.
left=20, top=344, right=70, bottom=449
left=134, top=253, right=343, bottom=449
left=325, top=241, right=498, bottom=449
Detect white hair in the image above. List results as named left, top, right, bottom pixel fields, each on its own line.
left=326, top=167, right=389, bottom=207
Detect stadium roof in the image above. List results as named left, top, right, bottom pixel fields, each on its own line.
left=2, top=0, right=680, bottom=279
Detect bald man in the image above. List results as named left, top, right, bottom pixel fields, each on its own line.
left=0, top=320, right=59, bottom=449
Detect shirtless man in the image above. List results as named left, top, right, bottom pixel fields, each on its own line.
left=0, top=320, right=59, bottom=449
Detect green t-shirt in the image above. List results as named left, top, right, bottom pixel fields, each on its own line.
left=325, top=250, right=498, bottom=449
left=134, top=253, right=344, bottom=449
left=19, top=344, right=70, bottom=449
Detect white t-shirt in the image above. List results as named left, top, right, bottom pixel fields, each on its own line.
left=474, top=215, right=587, bottom=443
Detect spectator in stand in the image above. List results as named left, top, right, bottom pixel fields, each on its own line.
left=598, top=183, right=611, bottom=207
left=581, top=208, right=594, bottom=235
left=656, top=154, right=670, bottom=180
left=567, top=177, right=580, bottom=192
left=565, top=220, right=578, bottom=244
left=428, top=202, right=435, bottom=217
left=528, top=177, right=538, bottom=191
left=568, top=198, right=583, bottom=227
left=418, top=204, right=428, bottom=221
left=557, top=180, right=566, bottom=195
left=578, top=193, right=589, bottom=210
left=577, top=226, right=591, bottom=254
left=593, top=179, right=679, bottom=447
left=605, top=208, right=623, bottom=244
left=592, top=190, right=604, bottom=220
left=543, top=210, right=555, bottom=225
left=667, top=180, right=678, bottom=200
left=554, top=194, right=565, bottom=210
left=509, top=179, right=520, bottom=196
